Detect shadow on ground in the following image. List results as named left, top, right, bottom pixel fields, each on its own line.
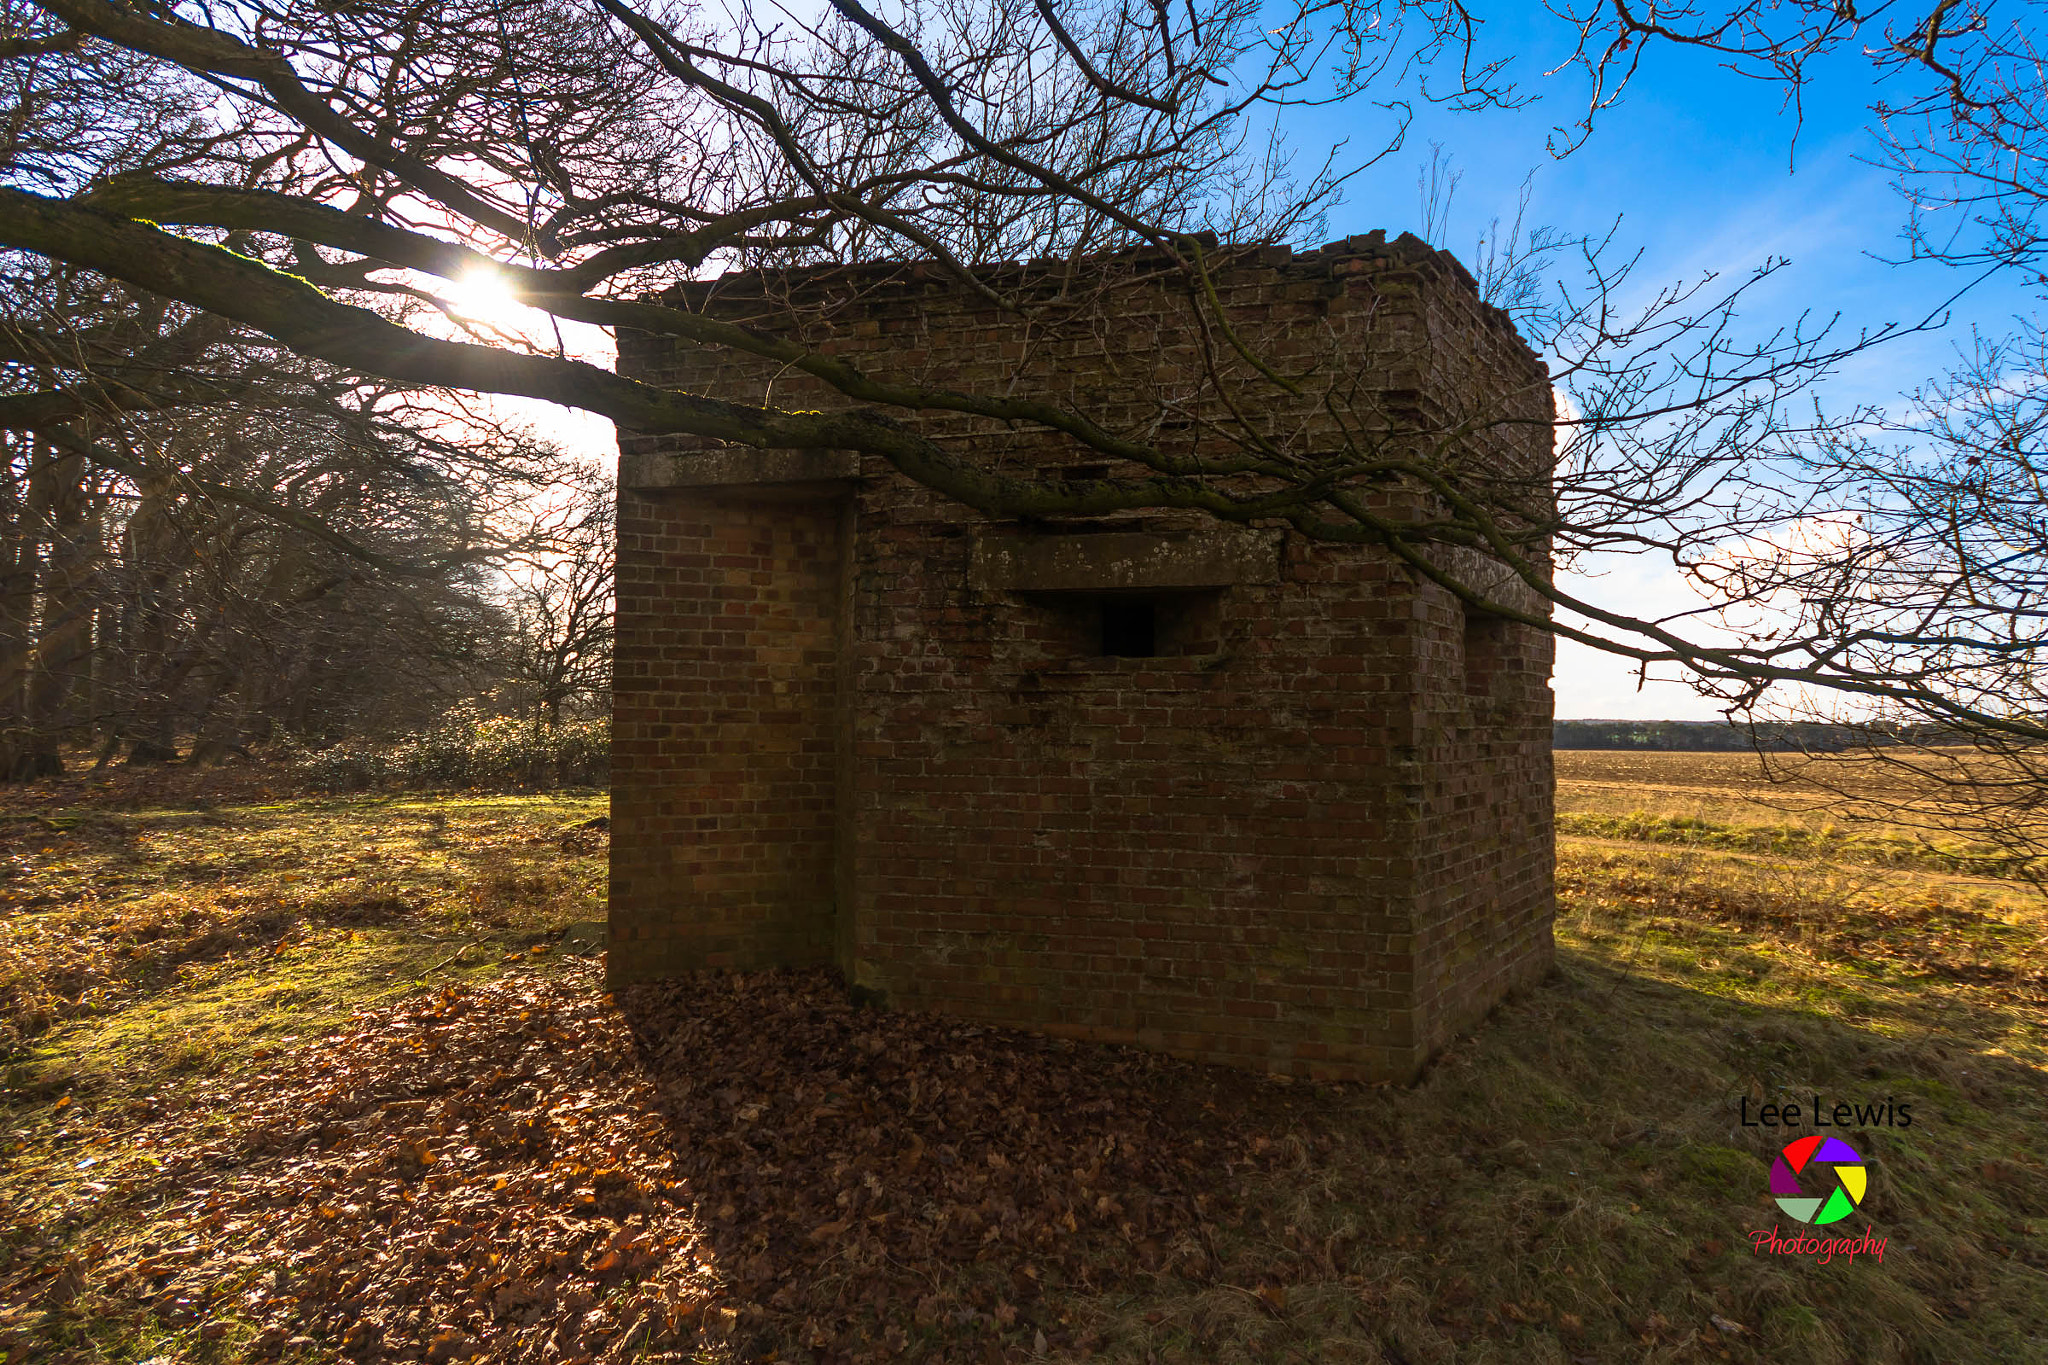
left=611, top=954, right=2048, bottom=1365
left=5, top=951, right=2043, bottom=1365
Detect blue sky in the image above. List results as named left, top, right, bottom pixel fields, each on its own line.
left=497, top=12, right=2028, bottom=723
left=1270, top=13, right=2030, bottom=719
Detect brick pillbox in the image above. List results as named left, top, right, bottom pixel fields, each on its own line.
left=609, top=232, right=1555, bottom=1082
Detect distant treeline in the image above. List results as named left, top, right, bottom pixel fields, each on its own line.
left=1553, top=720, right=1899, bottom=752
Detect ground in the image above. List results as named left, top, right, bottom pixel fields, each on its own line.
left=0, top=755, right=2044, bottom=1363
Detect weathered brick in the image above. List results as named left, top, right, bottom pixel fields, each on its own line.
left=609, top=234, right=1554, bottom=1082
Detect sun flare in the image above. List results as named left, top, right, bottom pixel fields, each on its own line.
left=441, top=266, right=520, bottom=323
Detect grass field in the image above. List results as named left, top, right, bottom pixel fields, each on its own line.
left=0, top=758, right=2043, bottom=1363
left=1558, top=749, right=2048, bottom=878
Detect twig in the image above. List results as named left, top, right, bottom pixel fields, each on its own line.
left=1603, top=920, right=1657, bottom=1005
left=0, top=814, right=71, bottom=830
left=416, top=938, right=489, bottom=978
left=1219, top=1282, right=1284, bottom=1317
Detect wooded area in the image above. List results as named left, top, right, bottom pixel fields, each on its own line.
left=0, top=257, right=613, bottom=776
left=1552, top=720, right=1893, bottom=752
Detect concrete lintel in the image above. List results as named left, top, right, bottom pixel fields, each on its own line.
left=971, top=527, right=1282, bottom=593
left=621, top=448, right=859, bottom=491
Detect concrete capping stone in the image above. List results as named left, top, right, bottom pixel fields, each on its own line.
left=1425, top=544, right=1549, bottom=616
left=621, top=448, right=859, bottom=491
left=969, top=527, right=1283, bottom=593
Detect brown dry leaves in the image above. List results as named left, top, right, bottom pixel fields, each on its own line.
left=621, top=971, right=1308, bottom=1359
left=4, top=969, right=1308, bottom=1364
left=5, top=975, right=700, bottom=1363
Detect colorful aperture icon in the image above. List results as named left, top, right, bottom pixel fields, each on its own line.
left=1770, top=1136, right=1868, bottom=1225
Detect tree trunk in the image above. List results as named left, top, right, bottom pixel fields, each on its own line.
left=20, top=437, right=95, bottom=777
left=124, top=736, right=179, bottom=766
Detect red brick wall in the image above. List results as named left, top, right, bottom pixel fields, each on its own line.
left=611, top=492, right=846, bottom=974
left=611, top=233, right=1555, bottom=1081
left=1401, top=259, right=1560, bottom=1051
left=839, top=517, right=1434, bottom=1078
left=1410, top=580, right=1557, bottom=1053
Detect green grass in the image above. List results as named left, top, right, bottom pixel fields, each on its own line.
left=1055, top=828, right=2048, bottom=1364
left=2, top=782, right=2045, bottom=1363
left=0, top=792, right=606, bottom=1142
left=0, top=790, right=606, bottom=1051
left=1558, top=810, right=2042, bottom=880
left=0, top=789, right=613, bottom=1364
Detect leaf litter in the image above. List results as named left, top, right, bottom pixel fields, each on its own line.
left=2, top=967, right=1313, bottom=1363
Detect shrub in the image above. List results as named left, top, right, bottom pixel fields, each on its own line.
left=283, top=714, right=608, bottom=792
left=277, top=737, right=391, bottom=792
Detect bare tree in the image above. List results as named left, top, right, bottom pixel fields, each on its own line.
left=1464, top=4, right=2048, bottom=867
left=497, top=466, right=613, bottom=726
left=3, top=0, right=2048, bottom=769
left=0, top=258, right=590, bottom=769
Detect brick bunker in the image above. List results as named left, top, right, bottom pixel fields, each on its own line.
left=610, top=233, right=1555, bottom=1082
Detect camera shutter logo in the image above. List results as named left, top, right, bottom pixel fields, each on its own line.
left=1769, top=1136, right=1867, bottom=1225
